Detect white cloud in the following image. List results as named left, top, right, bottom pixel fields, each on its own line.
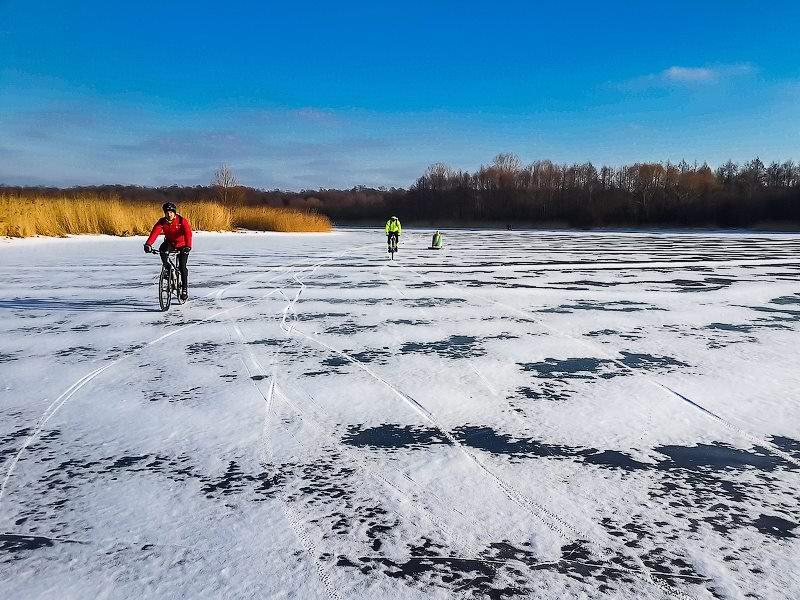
left=663, top=66, right=717, bottom=83
left=620, top=63, right=755, bottom=89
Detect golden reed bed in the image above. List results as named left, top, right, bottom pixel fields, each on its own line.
left=0, top=196, right=331, bottom=237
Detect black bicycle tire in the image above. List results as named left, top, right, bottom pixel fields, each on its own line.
left=159, top=267, right=171, bottom=311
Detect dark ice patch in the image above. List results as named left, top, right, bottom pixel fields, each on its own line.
left=297, top=312, right=349, bottom=321
left=539, top=300, right=666, bottom=314
left=349, top=348, right=393, bottom=364
left=201, top=460, right=250, bottom=497
left=485, top=333, right=519, bottom=340
left=0, top=426, right=34, bottom=462
left=323, top=297, right=392, bottom=306
left=322, top=356, right=350, bottom=368
left=342, top=424, right=451, bottom=450
left=584, top=450, right=651, bottom=471
left=618, top=352, right=689, bottom=371
left=770, top=294, right=800, bottom=306
left=0, top=533, right=80, bottom=561
left=747, top=305, right=800, bottom=325
left=751, top=514, right=797, bottom=538
left=704, top=323, right=755, bottom=333
left=0, top=351, right=18, bottom=363
left=565, top=279, right=621, bottom=288
left=654, top=443, right=788, bottom=471
left=401, top=335, right=483, bottom=360
left=337, top=280, right=385, bottom=289
left=340, top=535, right=692, bottom=598
left=324, top=321, right=379, bottom=335
left=69, top=323, right=111, bottom=332
left=283, top=452, right=400, bottom=552
left=585, top=328, right=619, bottom=337
left=248, top=338, right=283, bottom=346
left=519, top=357, right=620, bottom=379
left=453, top=425, right=590, bottom=459
left=55, top=345, right=96, bottom=358
left=771, top=436, right=800, bottom=460
left=150, top=318, right=204, bottom=327
left=585, top=328, right=646, bottom=341
left=199, top=460, right=284, bottom=500
left=186, top=341, right=222, bottom=354
left=386, top=318, right=431, bottom=326
left=664, top=277, right=738, bottom=292
left=515, top=384, right=571, bottom=402
left=34, top=451, right=283, bottom=505
left=519, top=352, right=687, bottom=380
left=402, top=297, right=466, bottom=308
left=192, top=279, right=240, bottom=289
left=148, top=386, right=202, bottom=403
left=643, top=440, right=799, bottom=535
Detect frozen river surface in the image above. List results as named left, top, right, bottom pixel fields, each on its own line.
left=1, top=229, right=799, bottom=599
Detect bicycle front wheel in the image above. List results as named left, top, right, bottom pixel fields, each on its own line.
left=159, top=268, right=171, bottom=311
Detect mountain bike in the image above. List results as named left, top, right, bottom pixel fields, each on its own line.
left=388, top=234, right=398, bottom=260
left=150, top=249, right=185, bottom=311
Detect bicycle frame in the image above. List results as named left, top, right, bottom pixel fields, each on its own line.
left=151, top=248, right=184, bottom=310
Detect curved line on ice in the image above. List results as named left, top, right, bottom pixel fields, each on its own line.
left=234, top=237, right=699, bottom=600
left=396, top=262, right=800, bottom=471
left=0, top=243, right=369, bottom=509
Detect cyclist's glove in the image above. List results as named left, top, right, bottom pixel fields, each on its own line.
left=179, top=246, right=191, bottom=254
left=143, top=244, right=152, bottom=254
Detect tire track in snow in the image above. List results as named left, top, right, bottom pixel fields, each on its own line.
left=233, top=310, right=501, bottom=599
left=238, top=358, right=341, bottom=600
left=0, top=362, right=116, bottom=504
left=0, top=242, right=370, bottom=510
left=219, top=250, right=377, bottom=600
left=396, top=260, right=800, bottom=470
left=280, top=258, right=696, bottom=600
left=385, top=256, right=703, bottom=599
left=233, top=300, right=341, bottom=600
left=224, top=257, right=543, bottom=597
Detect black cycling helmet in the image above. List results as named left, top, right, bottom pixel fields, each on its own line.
left=162, top=202, right=177, bottom=213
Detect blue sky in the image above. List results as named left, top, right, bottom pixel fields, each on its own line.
left=1, top=0, right=798, bottom=189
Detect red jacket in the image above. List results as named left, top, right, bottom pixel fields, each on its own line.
left=146, top=215, right=193, bottom=248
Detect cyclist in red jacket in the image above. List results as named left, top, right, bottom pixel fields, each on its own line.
left=144, top=202, right=192, bottom=300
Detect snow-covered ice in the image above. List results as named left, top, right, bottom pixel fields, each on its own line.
left=1, top=229, right=799, bottom=599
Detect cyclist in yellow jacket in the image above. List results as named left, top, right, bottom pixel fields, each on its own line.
left=385, top=216, right=401, bottom=253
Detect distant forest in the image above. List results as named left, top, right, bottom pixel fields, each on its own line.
left=4, top=155, right=800, bottom=228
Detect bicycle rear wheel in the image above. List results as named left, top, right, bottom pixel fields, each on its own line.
left=159, top=267, right=171, bottom=311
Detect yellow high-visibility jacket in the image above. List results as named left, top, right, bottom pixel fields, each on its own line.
left=385, top=217, right=402, bottom=235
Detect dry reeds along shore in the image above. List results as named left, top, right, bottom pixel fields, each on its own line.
left=0, top=196, right=332, bottom=237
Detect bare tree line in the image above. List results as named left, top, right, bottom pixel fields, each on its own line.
left=3, top=155, right=799, bottom=227
left=402, top=154, right=800, bottom=226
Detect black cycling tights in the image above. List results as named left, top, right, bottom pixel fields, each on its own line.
left=159, top=243, right=189, bottom=289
